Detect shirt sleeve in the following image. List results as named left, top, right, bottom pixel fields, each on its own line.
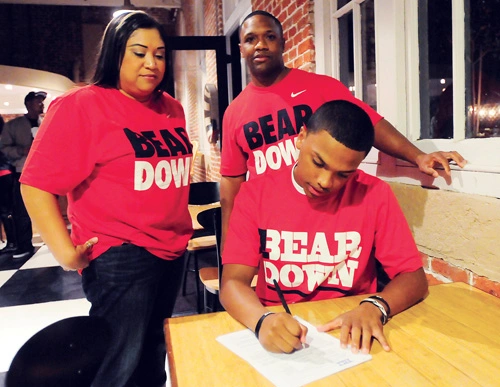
left=21, top=90, right=99, bottom=196
left=372, top=182, right=423, bottom=278
left=220, top=103, right=249, bottom=177
left=222, top=181, right=262, bottom=267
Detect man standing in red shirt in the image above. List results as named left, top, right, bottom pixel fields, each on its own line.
left=220, top=10, right=466, bottom=247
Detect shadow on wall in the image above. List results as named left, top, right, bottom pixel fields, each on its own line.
left=387, top=180, right=430, bottom=232
left=373, top=152, right=429, bottom=231
left=374, top=149, right=462, bottom=232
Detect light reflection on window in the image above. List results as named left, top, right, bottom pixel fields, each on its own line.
left=424, top=0, right=500, bottom=138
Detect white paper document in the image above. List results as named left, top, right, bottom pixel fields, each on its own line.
left=216, top=317, right=372, bottom=387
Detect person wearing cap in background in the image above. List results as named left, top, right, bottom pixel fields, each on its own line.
left=1, top=114, right=14, bottom=247
left=0, top=114, right=14, bottom=252
left=0, top=91, right=46, bottom=259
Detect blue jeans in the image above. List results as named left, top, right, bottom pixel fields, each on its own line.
left=82, top=244, right=185, bottom=387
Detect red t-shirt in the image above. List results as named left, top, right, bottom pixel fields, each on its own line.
left=21, top=85, right=193, bottom=261
left=223, top=165, right=422, bottom=306
left=221, top=69, right=383, bottom=179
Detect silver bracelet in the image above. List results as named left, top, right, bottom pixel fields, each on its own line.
left=368, top=295, right=391, bottom=317
left=359, top=298, right=389, bottom=325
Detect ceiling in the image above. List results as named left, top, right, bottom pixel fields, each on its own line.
left=0, top=0, right=181, bottom=8
left=0, top=65, right=75, bottom=115
left=0, top=0, right=182, bottom=116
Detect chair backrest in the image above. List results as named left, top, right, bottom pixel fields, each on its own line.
left=6, top=316, right=110, bottom=387
left=197, top=207, right=222, bottom=286
left=196, top=207, right=216, bottom=233
left=189, top=181, right=220, bottom=205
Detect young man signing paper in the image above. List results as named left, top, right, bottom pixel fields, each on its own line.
left=220, top=100, right=428, bottom=355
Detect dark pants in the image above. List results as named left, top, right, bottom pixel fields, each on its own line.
left=0, top=174, right=14, bottom=215
left=1, top=174, right=16, bottom=246
left=0, top=173, right=16, bottom=246
left=82, top=244, right=184, bottom=387
left=12, top=172, right=33, bottom=249
left=0, top=173, right=14, bottom=220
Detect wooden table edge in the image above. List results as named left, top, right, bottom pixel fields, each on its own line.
left=164, top=282, right=496, bottom=386
left=165, top=321, right=179, bottom=387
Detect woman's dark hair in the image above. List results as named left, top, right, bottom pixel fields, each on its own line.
left=92, top=11, right=169, bottom=93
left=306, top=100, right=375, bottom=155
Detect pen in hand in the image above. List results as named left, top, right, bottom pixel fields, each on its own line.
left=273, top=279, right=292, bottom=314
left=274, top=279, right=307, bottom=349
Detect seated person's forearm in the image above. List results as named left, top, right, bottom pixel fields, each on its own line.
left=378, top=268, right=428, bottom=317
left=220, top=279, right=267, bottom=332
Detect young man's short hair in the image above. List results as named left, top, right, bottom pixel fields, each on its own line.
left=306, top=100, right=374, bottom=155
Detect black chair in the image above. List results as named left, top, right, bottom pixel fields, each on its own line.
left=197, top=207, right=223, bottom=313
left=188, top=181, right=220, bottom=205
left=181, top=181, right=220, bottom=313
left=197, top=207, right=257, bottom=313
left=6, top=316, right=110, bottom=387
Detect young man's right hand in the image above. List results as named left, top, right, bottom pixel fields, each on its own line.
left=258, top=312, right=308, bottom=353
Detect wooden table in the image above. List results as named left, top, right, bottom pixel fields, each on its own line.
left=165, top=282, right=500, bottom=386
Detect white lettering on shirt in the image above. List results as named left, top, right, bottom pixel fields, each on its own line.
left=254, top=138, right=299, bottom=175
left=134, top=157, right=191, bottom=191
left=263, top=229, right=362, bottom=291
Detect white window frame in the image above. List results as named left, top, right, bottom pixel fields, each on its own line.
left=223, top=0, right=252, bottom=98
left=315, top=0, right=500, bottom=199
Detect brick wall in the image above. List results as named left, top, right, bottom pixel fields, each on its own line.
left=422, top=253, right=500, bottom=297
left=252, top=0, right=315, bottom=72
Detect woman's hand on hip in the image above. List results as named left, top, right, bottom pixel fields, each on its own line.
left=62, top=237, right=98, bottom=271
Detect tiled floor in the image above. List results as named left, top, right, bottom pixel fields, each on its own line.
left=0, top=236, right=213, bottom=386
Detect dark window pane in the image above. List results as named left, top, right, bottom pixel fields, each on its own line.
left=424, top=0, right=453, bottom=139
left=361, top=1, right=376, bottom=110
left=467, top=0, right=500, bottom=138
left=423, top=0, right=500, bottom=139
left=338, top=12, right=354, bottom=96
